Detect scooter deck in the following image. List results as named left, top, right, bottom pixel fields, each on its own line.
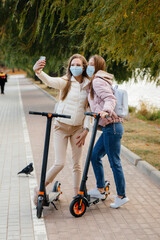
left=89, top=197, right=100, bottom=205
left=48, top=191, right=62, bottom=202
left=88, top=190, right=110, bottom=205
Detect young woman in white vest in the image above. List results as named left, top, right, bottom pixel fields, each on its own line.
left=33, top=54, right=90, bottom=205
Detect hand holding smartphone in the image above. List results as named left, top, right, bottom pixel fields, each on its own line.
left=33, top=56, right=46, bottom=73
left=39, top=56, right=46, bottom=61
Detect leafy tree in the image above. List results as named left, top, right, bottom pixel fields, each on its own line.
left=67, top=0, right=160, bottom=79
left=0, top=0, right=159, bottom=82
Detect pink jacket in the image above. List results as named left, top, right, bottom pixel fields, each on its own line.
left=88, top=70, right=123, bottom=127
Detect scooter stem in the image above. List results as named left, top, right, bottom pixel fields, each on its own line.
left=39, top=116, right=52, bottom=193
left=79, top=115, right=100, bottom=192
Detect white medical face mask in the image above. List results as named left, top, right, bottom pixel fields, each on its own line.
left=70, top=66, right=83, bottom=77
left=86, top=66, right=95, bottom=78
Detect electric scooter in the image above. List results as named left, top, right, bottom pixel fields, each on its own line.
left=29, top=111, right=71, bottom=218
left=70, top=112, right=110, bottom=217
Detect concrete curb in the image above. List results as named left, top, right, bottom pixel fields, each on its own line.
left=121, top=145, right=142, bottom=166
left=121, top=145, right=160, bottom=187
left=137, top=160, right=160, bottom=186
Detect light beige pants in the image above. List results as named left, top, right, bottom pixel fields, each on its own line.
left=46, top=121, right=83, bottom=194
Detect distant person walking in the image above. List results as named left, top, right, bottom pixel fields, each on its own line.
left=0, top=69, right=7, bottom=94
left=33, top=54, right=90, bottom=204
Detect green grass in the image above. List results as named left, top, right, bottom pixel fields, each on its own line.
left=122, top=112, right=160, bottom=170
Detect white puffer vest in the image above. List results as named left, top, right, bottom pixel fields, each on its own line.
left=36, top=71, right=90, bottom=128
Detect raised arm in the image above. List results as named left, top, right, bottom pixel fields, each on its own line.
left=33, top=59, right=68, bottom=90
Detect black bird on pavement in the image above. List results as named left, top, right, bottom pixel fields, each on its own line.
left=17, top=163, right=34, bottom=175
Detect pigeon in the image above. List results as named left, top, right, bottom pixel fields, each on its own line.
left=17, top=163, right=34, bottom=175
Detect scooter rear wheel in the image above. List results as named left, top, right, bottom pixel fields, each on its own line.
left=70, top=198, right=86, bottom=218
left=102, top=181, right=110, bottom=201
left=37, top=196, right=43, bottom=218
left=52, top=181, right=61, bottom=201
left=53, top=181, right=61, bottom=192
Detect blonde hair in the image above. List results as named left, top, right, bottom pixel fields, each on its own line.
left=61, top=54, right=88, bottom=101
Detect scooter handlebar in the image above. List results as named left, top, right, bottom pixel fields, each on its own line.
left=29, top=111, right=43, bottom=115
left=57, top=114, right=71, bottom=119
left=84, top=112, right=98, bottom=117
left=29, top=111, right=71, bottom=119
left=84, top=112, right=109, bottom=118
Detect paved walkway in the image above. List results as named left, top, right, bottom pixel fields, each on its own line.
left=0, top=75, right=160, bottom=240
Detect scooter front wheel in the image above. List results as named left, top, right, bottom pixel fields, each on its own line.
left=37, top=196, right=43, bottom=218
left=70, top=198, right=86, bottom=218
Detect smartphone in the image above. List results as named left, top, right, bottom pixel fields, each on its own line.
left=39, top=56, right=46, bottom=60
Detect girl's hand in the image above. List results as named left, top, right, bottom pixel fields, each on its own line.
left=76, top=129, right=88, bottom=147
left=100, top=111, right=118, bottom=119
left=99, top=111, right=109, bottom=119
left=33, top=60, right=46, bottom=74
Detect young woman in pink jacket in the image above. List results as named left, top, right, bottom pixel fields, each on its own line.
left=33, top=54, right=90, bottom=204
left=86, top=55, right=129, bottom=208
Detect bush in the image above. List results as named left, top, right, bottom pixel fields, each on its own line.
left=136, top=101, right=160, bottom=121
left=129, top=106, right=136, bottom=113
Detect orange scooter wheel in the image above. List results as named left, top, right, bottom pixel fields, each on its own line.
left=70, top=198, right=86, bottom=218
left=52, top=181, right=61, bottom=201
left=102, top=181, right=110, bottom=201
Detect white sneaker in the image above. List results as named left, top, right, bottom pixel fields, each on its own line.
left=110, top=196, right=129, bottom=208
left=88, top=188, right=105, bottom=200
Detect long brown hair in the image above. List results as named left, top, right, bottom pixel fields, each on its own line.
left=89, top=55, right=106, bottom=99
left=61, top=54, right=88, bottom=101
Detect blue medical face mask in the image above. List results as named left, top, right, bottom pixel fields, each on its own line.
left=70, top=66, right=83, bottom=77
left=86, top=66, right=95, bottom=78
